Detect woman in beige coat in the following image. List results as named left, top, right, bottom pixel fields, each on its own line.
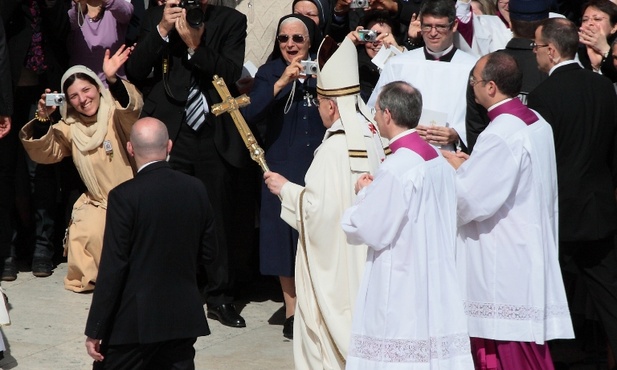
left=20, top=45, right=142, bottom=292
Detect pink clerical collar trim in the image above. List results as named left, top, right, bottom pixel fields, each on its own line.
left=487, top=98, right=538, bottom=125
left=389, top=131, right=438, bottom=161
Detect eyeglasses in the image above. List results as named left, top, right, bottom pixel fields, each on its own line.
left=531, top=42, right=549, bottom=50
left=312, top=97, right=332, bottom=107
left=277, top=34, right=308, bottom=44
left=370, top=107, right=384, bottom=115
left=420, top=22, right=454, bottom=34
left=469, top=76, right=487, bottom=87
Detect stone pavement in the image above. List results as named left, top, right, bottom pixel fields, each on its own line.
left=0, top=263, right=294, bottom=370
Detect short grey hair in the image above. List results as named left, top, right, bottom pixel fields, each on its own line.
left=377, top=81, right=423, bottom=129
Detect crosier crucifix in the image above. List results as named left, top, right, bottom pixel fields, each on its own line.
left=211, top=75, right=269, bottom=173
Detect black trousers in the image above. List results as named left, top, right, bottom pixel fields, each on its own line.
left=560, top=235, right=617, bottom=358
left=0, top=85, right=59, bottom=262
left=169, top=123, right=256, bottom=305
left=93, top=338, right=197, bottom=370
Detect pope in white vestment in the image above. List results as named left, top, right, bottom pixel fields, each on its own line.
left=280, top=117, right=385, bottom=369
left=264, top=37, right=387, bottom=369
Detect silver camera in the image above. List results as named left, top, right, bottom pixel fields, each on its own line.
left=45, top=93, right=65, bottom=106
left=358, top=29, right=380, bottom=42
left=301, top=60, right=318, bottom=75
left=350, top=0, right=369, bottom=9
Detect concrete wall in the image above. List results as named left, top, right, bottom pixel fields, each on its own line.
left=222, top=0, right=294, bottom=67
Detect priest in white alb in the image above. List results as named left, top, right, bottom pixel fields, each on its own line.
left=443, top=52, right=574, bottom=369
left=342, top=81, right=474, bottom=370
left=368, top=0, right=477, bottom=152
left=264, top=36, right=388, bottom=370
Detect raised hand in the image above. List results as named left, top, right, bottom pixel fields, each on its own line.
left=408, top=13, right=421, bottom=43
left=103, top=44, right=133, bottom=84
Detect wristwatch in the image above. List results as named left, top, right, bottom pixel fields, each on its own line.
left=187, top=47, right=196, bottom=57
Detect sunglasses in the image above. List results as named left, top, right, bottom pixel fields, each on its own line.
left=277, top=34, right=308, bottom=44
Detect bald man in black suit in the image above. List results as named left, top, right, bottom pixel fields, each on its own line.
left=85, top=118, right=214, bottom=370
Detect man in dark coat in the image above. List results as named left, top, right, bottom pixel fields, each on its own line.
left=528, top=17, right=617, bottom=365
left=126, top=0, right=253, bottom=327
left=85, top=117, right=213, bottom=369
left=465, top=0, right=549, bottom=152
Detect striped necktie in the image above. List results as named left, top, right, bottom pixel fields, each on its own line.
left=185, top=77, right=207, bottom=131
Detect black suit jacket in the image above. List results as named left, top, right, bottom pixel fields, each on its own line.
left=528, top=63, right=617, bottom=242
left=126, top=4, right=250, bottom=168
left=0, top=17, right=12, bottom=117
left=85, top=161, right=213, bottom=345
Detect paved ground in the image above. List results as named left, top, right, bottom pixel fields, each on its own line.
left=0, top=261, right=609, bottom=370
left=0, top=263, right=294, bottom=370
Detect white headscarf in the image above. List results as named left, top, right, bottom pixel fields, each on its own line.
left=60, top=65, right=113, bottom=153
left=60, top=65, right=115, bottom=204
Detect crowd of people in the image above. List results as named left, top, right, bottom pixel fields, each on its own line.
left=2, top=0, right=617, bottom=368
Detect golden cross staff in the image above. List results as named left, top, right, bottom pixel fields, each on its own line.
left=211, top=75, right=269, bottom=173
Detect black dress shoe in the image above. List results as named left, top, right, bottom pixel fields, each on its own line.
left=283, top=315, right=294, bottom=339
left=207, top=304, right=246, bottom=328
left=1, top=257, right=17, bottom=282
left=32, top=258, right=53, bottom=278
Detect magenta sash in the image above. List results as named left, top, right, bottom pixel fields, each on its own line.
left=487, top=98, right=538, bottom=126
left=389, top=131, right=438, bottom=161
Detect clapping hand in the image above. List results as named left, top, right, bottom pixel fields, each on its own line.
left=579, top=24, right=610, bottom=69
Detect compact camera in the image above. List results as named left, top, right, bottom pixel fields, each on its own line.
left=358, top=29, right=380, bottom=42
left=45, top=93, right=65, bottom=106
left=178, top=0, right=204, bottom=28
left=301, top=60, right=318, bottom=75
left=349, top=0, right=369, bottom=9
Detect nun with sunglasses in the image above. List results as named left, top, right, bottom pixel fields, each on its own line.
left=242, top=14, right=324, bottom=340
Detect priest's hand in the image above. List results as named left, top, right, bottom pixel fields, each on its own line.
left=264, top=171, right=289, bottom=196
left=85, top=337, right=104, bottom=361
left=426, top=126, right=459, bottom=147
left=441, top=149, right=468, bottom=170
left=355, top=173, right=373, bottom=194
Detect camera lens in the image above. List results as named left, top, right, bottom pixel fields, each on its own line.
left=186, top=8, right=204, bottom=27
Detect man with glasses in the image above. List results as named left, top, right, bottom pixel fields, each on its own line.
left=465, top=0, right=551, bottom=152
left=342, top=80, right=474, bottom=369
left=264, top=37, right=386, bottom=370
left=369, top=0, right=477, bottom=152
left=444, top=51, right=574, bottom=368
left=528, top=18, right=617, bottom=366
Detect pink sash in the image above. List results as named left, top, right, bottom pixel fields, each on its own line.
left=389, top=131, right=438, bottom=161
left=487, top=98, right=538, bottom=126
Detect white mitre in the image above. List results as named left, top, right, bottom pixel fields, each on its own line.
left=316, top=36, right=376, bottom=173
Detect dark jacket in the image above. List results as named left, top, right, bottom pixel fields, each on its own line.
left=85, top=161, right=213, bottom=344
left=126, top=4, right=250, bottom=168
left=528, top=63, right=617, bottom=242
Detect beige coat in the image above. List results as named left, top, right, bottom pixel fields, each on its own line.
left=20, top=80, right=143, bottom=292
